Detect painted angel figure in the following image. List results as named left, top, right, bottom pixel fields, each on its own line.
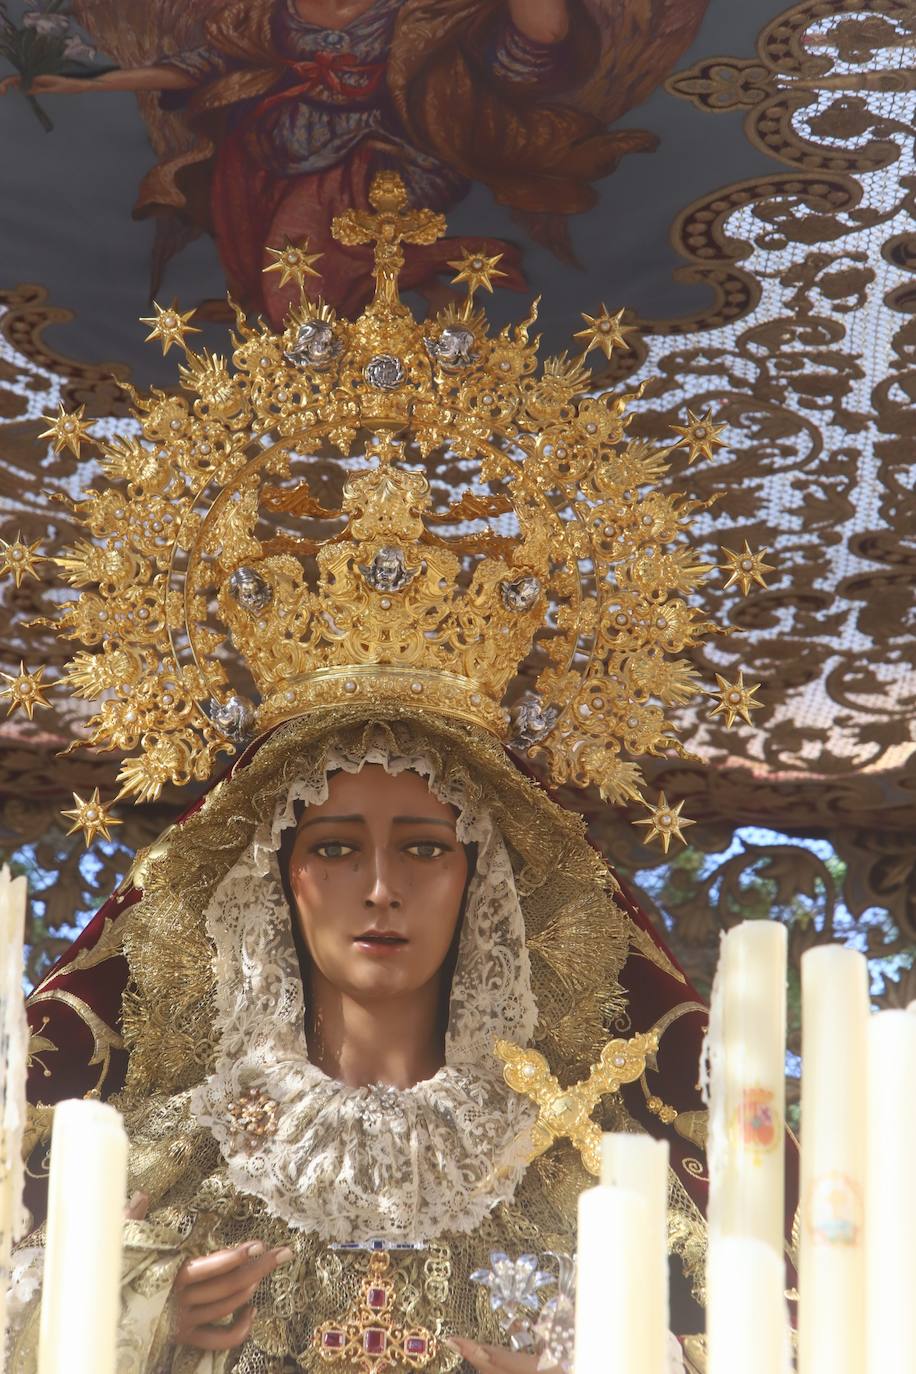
left=2, top=0, right=709, bottom=321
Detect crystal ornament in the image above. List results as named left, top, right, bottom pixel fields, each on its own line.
left=208, top=694, right=255, bottom=742
left=227, top=566, right=273, bottom=613
left=533, top=1254, right=576, bottom=1373
left=500, top=576, right=541, bottom=612
left=285, top=318, right=341, bottom=368
left=470, top=1251, right=554, bottom=1338
left=364, top=354, right=404, bottom=389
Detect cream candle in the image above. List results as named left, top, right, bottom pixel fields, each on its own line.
left=600, top=1134, right=669, bottom=1374
left=0, top=865, right=29, bottom=1374
left=575, top=1183, right=650, bottom=1374
left=798, top=945, right=869, bottom=1374
left=703, top=919, right=787, bottom=1256
left=707, top=1236, right=790, bottom=1374
left=38, top=1099, right=128, bottom=1374
left=865, top=1009, right=916, bottom=1374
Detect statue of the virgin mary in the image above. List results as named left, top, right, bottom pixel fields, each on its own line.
left=5, top=175, right=796, bottom=1373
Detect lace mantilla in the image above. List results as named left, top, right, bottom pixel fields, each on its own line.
left=190, top=737, right=539, bottom=1242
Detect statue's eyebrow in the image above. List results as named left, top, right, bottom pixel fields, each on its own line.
left=298, top=814, right=363, bottom=829
left=297, top=813, right=455, bottom=830
left=391, top=815, right=455, bottom=828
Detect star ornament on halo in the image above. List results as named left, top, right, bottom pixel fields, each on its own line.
left=0, top=662, right=54, bottom=719
left=447, top=248, right=506, bottom=296
left=61, top=789, right=122, bottom=846
left=263, top=239, right=323, bottom=290
left=634, top=791, right=695, bottom=853
left=139, top=301, right=201, bottom=356
left=39, top=403, right=96, bottom=459
left=708, top=671, right=763, bottom=729
left=0, top=532, right=44, bottom=588
left=574, top=304, right=635, bottom=360
left=669, top=408, right=727, bottom=464
left=720, top=541, right=776, bottom=596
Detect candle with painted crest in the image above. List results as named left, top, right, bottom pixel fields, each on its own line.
left=0, top=865, right=29, bottom=1374
left=703, top=919, right=787, bottom=1255
left=600, top=1134, right=668, bottom=1374
left=38, top=1099, right=128, bottom=1374
left=798, top=945, right=868, bottom=1374
left=865, top=1008, right=916, bottom=1373
left=707, top=1237, right=790, bottom=1374
left=575, top=1182, right=650, bottom=1374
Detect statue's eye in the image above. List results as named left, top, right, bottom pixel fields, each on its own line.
left=313, top=841, right=356, bottom=859
left=405, top=842, right=448, bottom=860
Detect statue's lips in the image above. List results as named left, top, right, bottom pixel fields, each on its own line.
left=353, top=930, right=409, bottom=954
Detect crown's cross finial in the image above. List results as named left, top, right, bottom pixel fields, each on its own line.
left=331, top=173, right=446, bottom=308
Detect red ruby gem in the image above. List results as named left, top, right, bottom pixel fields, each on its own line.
left=363, top=1328, right=387, bottom=1355
left=322, top=1330, right=346, bottom=1350
left=405, top=1337, right=428, bottom=1355
left=367, top=1286, right=388, bottom=1310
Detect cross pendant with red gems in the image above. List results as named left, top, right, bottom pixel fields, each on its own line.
left=314, top=1251, right=437, bottom=1373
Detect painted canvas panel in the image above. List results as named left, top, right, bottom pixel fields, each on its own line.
left=3, top=0, right=709, bottom=321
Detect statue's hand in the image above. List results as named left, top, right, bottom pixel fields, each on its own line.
left=172, top=1241, right=294, bottom=1352
left=447, top=1337, right=558, bottom=1374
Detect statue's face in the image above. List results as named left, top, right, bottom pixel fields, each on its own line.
left=287, top=765, right=469, bottom=1003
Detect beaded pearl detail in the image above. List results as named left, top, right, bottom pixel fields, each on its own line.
left=227, top=1087, right=281, bottom=1149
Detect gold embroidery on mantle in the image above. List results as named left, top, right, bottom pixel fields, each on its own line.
left=30, top=913, right=125, bottom=996
left=26, top=989, right=123, bottom=1096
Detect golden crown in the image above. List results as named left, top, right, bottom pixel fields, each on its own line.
left=4, top=173, right=772, bottom=847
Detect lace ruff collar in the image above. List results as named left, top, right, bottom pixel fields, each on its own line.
left=190, top=739, right=539, bottom=1242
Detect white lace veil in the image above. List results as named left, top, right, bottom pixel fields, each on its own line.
left=188, top=731, right=540, bottom=1244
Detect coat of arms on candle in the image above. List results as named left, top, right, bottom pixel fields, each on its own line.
left=807, top=1172, right=863, bottom=1248
left=732, top=1086, right=779, bottom=1156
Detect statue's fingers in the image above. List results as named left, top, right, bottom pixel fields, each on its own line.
left=175, top=1241, right=265, bottom=1288
left=179, top=1305, right=255, bottom=1352
left=447, top=1339, right=542, bottom=1374
left=178, top=1248, right=291, bottom=1308
left=175, top=1281, right=262, bottom=1331
left=124, top=1189, right=149, bottom=1221
left=446, top=1337, right=495, bottom=1371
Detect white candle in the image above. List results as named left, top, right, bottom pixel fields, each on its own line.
left=38, top=1099, right=128, bottom=1374
left=576, top=1184, right=650, bottom=1374
left=0, top=865, right=29, bottom=1374
left=703, top=920, right=787, bottom=1255
left=707, top=1237, right=790, bottom=1374
left=866, top=1009, right=916, bottom=1374
left=600, top=1134, right=669, bottom=1374
left=798, top=945, right=869, bottom=1374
